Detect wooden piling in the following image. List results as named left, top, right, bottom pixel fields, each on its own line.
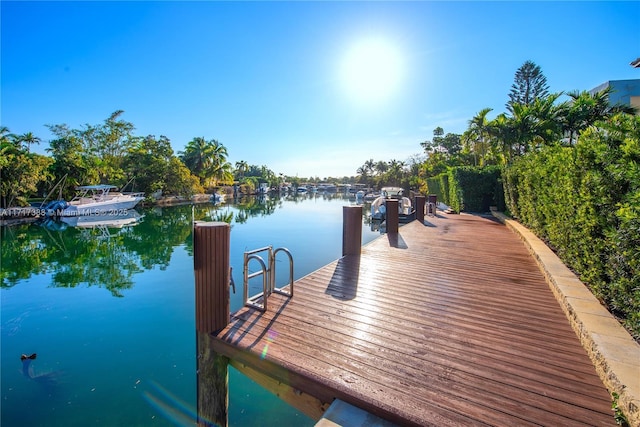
left=415, top=195, right=426, bottom=222
left=197, top=330, right=228, bottom=427
left=342, top=206, right=362, bottom=256
left=194, top=222, right=231, bottom=427
left=386, top=199, right=399, bottom=234
left=194, top=221, right=230, bottom=334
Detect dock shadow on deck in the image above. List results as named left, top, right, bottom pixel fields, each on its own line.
left=211, top=214, right=615, bottom=426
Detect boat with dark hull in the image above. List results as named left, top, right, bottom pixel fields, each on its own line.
left=370, top=187, right=415, bottom=223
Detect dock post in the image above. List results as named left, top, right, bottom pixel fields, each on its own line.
left=197, top=330, right=229, bottom=427
left=342, top=206, right=362, bottom=256
left=415, top=196, right=426, bottom=222
left=194, top=221, right=231, bottom=427
left=386, top=199, right=399, bottom=234
left=194, top=221, right=230, bottom=333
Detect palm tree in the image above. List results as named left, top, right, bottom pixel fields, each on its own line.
left=179, top=137, right=230, bottom=187
left=526, top=93, right=564, bottom=148
left=235, top=160, right=248, bottom=179
left=17, top=132, right=41, bottom=153
left=561, top=87, right=636, bottom=145
left=0, top=126, right=11, bottom=144
left=179, top=137, right=209, bottom=179
left=204, top=139, right=230, bottom=186
left=374, top=160, right=389, bottom=176
left=209, top=161, right=234, bottom=187
left=356, top=165, right=369, bottom=186
left=364, top=159, right=375, bottom=176
left=386, top=159, right=406, bottom=186
left=487, top=113, right=516, bottom=165
left=465, top=108, right=493, bottom=166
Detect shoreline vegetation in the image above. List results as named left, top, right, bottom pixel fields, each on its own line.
left=2, top=61, right=638, bottom=342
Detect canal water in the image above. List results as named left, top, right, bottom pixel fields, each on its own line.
left=1, top=193, right=380, bottom=426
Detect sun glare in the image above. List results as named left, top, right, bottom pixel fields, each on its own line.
left=340, top=37, right=404, bottom=106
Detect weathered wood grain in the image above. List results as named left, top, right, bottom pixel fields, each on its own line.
left=211, top=214, right=614, bottom=426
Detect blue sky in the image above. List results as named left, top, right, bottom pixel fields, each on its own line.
left=2, top=1, right=639, bottom=179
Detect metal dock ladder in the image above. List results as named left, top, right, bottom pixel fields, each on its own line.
left=243, top=246, right=294, bottom=312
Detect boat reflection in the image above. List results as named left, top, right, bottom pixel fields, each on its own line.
left=60, top=209, right=143, bottom=229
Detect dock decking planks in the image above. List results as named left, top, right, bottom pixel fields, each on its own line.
left=211, top=213, right=614, bottom=426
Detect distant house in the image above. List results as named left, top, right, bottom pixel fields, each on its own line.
left=590, top=79, right=640, bottom=113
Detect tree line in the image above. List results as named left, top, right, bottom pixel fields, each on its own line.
left=1, top=108, right=390, bottom=208
left=354, top=61, right=635, bottom=194
left=417, top=61, right=636, bottom=185
left=2, top=61, right=635, bottom=208
left=1, top=111, right=292, bottom=208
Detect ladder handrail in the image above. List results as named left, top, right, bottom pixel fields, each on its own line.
left=243, top=253, right=269, bottom=312
left=243, top=245, right=294, bottom=312
left=271, top=247, right=294, bottom=298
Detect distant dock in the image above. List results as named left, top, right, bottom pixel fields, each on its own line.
left=197, top=212, right=629, bottom=426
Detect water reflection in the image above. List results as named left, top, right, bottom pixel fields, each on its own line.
left=1, top=194, right=373, bottom=295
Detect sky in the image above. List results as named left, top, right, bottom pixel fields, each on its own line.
left=2, top=1, right=639, bottom=179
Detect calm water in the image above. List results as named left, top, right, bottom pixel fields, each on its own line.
left=1, top=192, right=380, bottom=426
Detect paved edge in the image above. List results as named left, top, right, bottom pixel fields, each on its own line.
left=492, top=211, right=640, bottom=427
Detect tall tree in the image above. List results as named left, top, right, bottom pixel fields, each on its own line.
left=0, top=128, right=53, bottom=207
left=487, top=113, right=517, bottom=164
left=356, top=165, right=369, bottom=185
left=180, top=137, right=233, bottom=188
left=364, top=159, right=375, bottom=176
left=507, top=60, right=549, bottom=113
left=205, top=139, right=232, bottom=187
left=235, top=160, right=248, bottom=179
left=464, top=108, right=493, bottom=166
left=46, top=123, right=99, bottom=197
left=374, top=160, right=389, bottom=176
left=179, top=137, right=210, bottom=179
left=16, top=132, right=41, bottom=153
left=96, top=110, right=135, bottom=183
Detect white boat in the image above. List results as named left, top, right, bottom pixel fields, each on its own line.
left=52, top=185, right=145, bottom=217
left=364, top=191, right=379, bottom=201
left=297, top=186, right=308, bottom=194
left=211, top=192, right=225, bottom=203
left=370, top=187, right=415, bottom=222
left=258, top=183, right=270, bottom=195
left=317, top=184, right=337, bottom=193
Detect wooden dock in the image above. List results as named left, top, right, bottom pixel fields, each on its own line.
left=209, top=213, right=615, bottom=426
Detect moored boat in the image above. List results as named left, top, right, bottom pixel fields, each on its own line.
left=370, top=187, right=415, bottom=223
left=211, top=192, right=225, bottom=203
left=49, top=185, right=145, bottom=217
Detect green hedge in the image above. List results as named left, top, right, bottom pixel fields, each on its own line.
left=425, top=173, right=449, bottom=205
left=447, top=166, right=504, bottom=213
left=503, top=114, right=640, bottom=338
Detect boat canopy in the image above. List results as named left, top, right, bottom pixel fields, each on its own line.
left=381, top=187, right=404, bottom=197
left=75, top=185, right=119, bottom=190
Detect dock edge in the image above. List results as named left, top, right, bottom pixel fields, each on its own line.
left=492, top=211, right=640, bottom=427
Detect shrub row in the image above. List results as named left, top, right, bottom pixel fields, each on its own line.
left=503, top=114, right=640, bottom=338
left=447, top=166, right=504, bottom=213
left=426, top=166, right=504, bottom=213
left=425, top=173, right=450, bottom=206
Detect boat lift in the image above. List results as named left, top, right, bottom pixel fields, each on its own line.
left=243, top=246, right=294, bottom=312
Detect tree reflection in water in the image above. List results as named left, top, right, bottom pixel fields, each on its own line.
left=1, top=196, right=285, bottom=295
